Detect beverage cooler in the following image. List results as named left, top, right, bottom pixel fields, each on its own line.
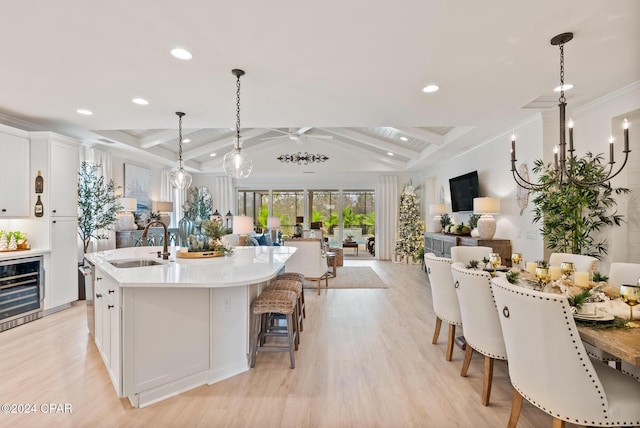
left=0, top=256, right=44, bottom=332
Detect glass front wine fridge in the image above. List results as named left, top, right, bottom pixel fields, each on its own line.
left=0, top=256, right=44, bottom=332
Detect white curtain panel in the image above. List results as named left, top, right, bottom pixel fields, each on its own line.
left=160, top=169, right=182, bottom=227
left=210, top=176, right=235, bottom=216
left=376, top=175, right=399, bottom=260
left=80, top=147, right=115, bottom=252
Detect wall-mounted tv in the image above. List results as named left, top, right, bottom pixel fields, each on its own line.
left=449, top=171, right=479, bottom=212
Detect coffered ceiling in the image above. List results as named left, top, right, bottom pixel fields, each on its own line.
left=0, top=1, right=638, bottom=179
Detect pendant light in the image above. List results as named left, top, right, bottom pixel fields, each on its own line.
left=170, top=111, right=193, bottom=189
left=223, top=69, right=253, bottom=179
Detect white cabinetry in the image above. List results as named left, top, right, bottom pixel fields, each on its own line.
left=0, top=133, right=29, bottom=217
left=94, top=267, right=122, bottom=396
left=30, top=132, right=80, bottom=310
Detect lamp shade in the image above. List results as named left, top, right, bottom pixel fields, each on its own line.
left=473, top=197, right=500, bottom=215
left=233, top=216, right=254, bottom=235
left=429, top=203, right=446, bottom=216
left=153, top=201, right=174, bottom=212
left=267, top=216, right=281, bottom=229
left=118, top=198, right=137, bottom=212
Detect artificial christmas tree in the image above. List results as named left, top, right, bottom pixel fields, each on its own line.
left=394, top=183, right=424, bottom=263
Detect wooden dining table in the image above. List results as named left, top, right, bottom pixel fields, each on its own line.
left=577, top=324, right=640, bottom=366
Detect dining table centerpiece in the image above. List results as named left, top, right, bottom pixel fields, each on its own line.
left=178, top=219, right=233, bottom=258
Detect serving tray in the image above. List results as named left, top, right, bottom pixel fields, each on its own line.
left=176, top=251, right=224, bottom=258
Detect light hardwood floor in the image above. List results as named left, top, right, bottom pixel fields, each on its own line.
left=0, top=260, right=573, bottom=427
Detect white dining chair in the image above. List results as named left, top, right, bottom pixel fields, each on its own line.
left=491, top=276, right=640, bottom=427
left=450, top=246, right=493, bottom=266
left=424, top=253, right=462, bottom=362
left=451, top=262, right=507, bottom=406
left=548, top=252, right=598, bottom=273
left=608, top=262, right=640, bottom=287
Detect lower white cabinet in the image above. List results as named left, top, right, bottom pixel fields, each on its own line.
left=94, top=268, right=122, bottom=396
left=47, top=217, right=78, bottom=309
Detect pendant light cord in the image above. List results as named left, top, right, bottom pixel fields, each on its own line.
left=559, top=43, right=566, bottom=104
left=176, top=111, right=185, bottom=167
left=235, top=73, right=241, bottom=149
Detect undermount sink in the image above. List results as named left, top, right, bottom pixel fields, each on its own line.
left=109, top=259, right=164, bottom=269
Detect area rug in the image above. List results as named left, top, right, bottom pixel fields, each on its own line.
left=303, top=266, right=388, bottom=290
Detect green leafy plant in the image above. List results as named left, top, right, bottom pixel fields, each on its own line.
left=568, top=288, right=591, bottom=310
left=592, top=271, right=609, bottom=283
left=468, top=214, right=481, bottom=230
left=200, top=220, right=233, bottom=255
left=467, top=260, right=480, bottom=269
left=532, top=152, right=629, bottom=259
left=536, top=260, right=548, bottom=268
left=78, top=162, right=121, bottom=253
left=506, top=270, right=520, bottom=284
left=440, top=213, right=452, bottom=229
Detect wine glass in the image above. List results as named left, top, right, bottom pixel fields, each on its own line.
left=535, top=267, right=551, bottom=289
left=511, top=253, right=522, bottom=270
left=560, top=261, right=575, bottom=279
left=489, top=253, right=501, bottom=276
left=619, top=283, right=640, bottom=328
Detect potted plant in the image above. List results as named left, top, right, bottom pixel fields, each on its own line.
left=77, top=162, right=122, bottom=253
left=531, top=152, right=629, bottom=258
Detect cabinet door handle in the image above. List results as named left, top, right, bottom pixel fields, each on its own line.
left=96, top=294, right=102, bottom=298
left=108, top=305, right=114, bottom=309
left=96, top=277, right=102, bottom=281
left=108, top=289, right=115, bottom=294
left=1, top=209, right=6, bottom=212
left=52, top=209, right=57, bottom=213
left=52, top=220, right=57, bottom=224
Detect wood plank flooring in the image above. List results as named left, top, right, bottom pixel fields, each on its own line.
left=0, top=260, right=572, bottom=427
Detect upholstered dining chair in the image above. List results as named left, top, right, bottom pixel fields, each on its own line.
left=281, top=238, right=329, bottom=295
left=424, top=253, right=462, bottom=362
left=491, top=276, right=640, bottom=428
left=548, top=252, right=598, bottom=273
left=450, top=262, right=508, bottom=406
left=451, top=246, right=493, bottom=266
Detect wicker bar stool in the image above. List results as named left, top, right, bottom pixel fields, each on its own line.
left=276, top=272, right=306, bottom=318
left=249, top=289, right=298, bottom=369
left=266, top=278, right=304, bottom=333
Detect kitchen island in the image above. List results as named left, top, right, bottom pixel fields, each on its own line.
left=84, top=245, right=296, bottom=408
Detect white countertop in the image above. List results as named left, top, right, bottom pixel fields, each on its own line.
left=84, top=246, right=297, bottom=288
left=0, top=248, right=50, bottom=261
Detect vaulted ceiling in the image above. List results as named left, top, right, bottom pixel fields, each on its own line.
left=0, top=1, right=638, bottom=179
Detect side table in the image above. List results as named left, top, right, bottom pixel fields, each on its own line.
left=326, top=251, right=337, bottom=278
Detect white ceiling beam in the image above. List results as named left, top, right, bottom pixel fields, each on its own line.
left=182, top=128, right=273, bottom=160
left=316, top=128, right=418, bottom=158
left=388, top=127, right=444, bottom=145
left=139, top=128, right=203, bottom=149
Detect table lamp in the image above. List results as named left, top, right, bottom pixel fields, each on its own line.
left=115, top=198, right=137, bottom=231
left=267, top=216, right=281, bottom=244
left=473, top=197, right=500, bottom=239
left=429, top=203, right=446, bottom=233
left=233, top=215, right=254, bottom=246
left=153, top=201, right=174, bottom=227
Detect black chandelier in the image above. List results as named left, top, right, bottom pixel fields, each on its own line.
left=511, top=32, right=630, bottom=191
left=277, top=152, right=329, bottom=165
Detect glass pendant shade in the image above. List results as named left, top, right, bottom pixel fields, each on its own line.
left=223, top=139, right=253, bottom=179
left=170, top=164, right=192, bottom=189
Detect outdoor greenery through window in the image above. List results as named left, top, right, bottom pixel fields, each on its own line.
left=236, top=189, right=375, bottom=246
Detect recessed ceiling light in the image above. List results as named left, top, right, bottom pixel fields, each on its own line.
left=182, top=138, right=191, bottom=143
left=387, top=152, right=394, bottom=156
left=170, top=48, right=192, bottom=60
left=209, top=153, right=216, bottom=157
left=132, top=98, right=149, bottom=105
left=399, top=136, right=408, bottom=142
left=422, top=84, right=440, bottom=93
left=76, top=109, right=93, bottom=115
left=554, top=83, right=574, bottom=92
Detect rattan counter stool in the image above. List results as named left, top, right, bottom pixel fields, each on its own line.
left=266, top=278, right=304, bottom=333
left=249, top=289, right=298, bottom=369
left=276, top=272, right=306, bottom=318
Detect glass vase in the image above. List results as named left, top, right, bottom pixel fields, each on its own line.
left=178, top=215, right=194, bottom=248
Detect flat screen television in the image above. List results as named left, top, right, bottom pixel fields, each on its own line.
left=449, top=171, right=479, bottom=212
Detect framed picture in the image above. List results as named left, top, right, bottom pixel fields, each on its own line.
left=124, top=163, right=152, bottom=211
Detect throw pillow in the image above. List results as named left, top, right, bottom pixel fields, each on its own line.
left=249, top=237, right=260, bottom=246
left=256, top=234, right=269, bottom=246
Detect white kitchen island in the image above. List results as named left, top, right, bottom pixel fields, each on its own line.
left=84, top=245, right=296, bottom=408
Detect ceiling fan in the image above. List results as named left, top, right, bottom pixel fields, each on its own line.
left=261, top=127, right=333, bottom=145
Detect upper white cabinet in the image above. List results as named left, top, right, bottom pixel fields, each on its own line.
left=49, top=139, right=79, bottom=217
left=0, top=133, right=29, bottom=217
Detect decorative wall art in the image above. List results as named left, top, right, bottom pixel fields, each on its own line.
left=124, top=164, right=152, bottom=211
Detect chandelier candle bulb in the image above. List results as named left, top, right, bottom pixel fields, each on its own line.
left=554, top=146, right=559, bottom=170
left=609, top=136, right=615, bottom=164
left=623, top=118, right=629, bottom=152
left=568, top=118, right=574, bottom=152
